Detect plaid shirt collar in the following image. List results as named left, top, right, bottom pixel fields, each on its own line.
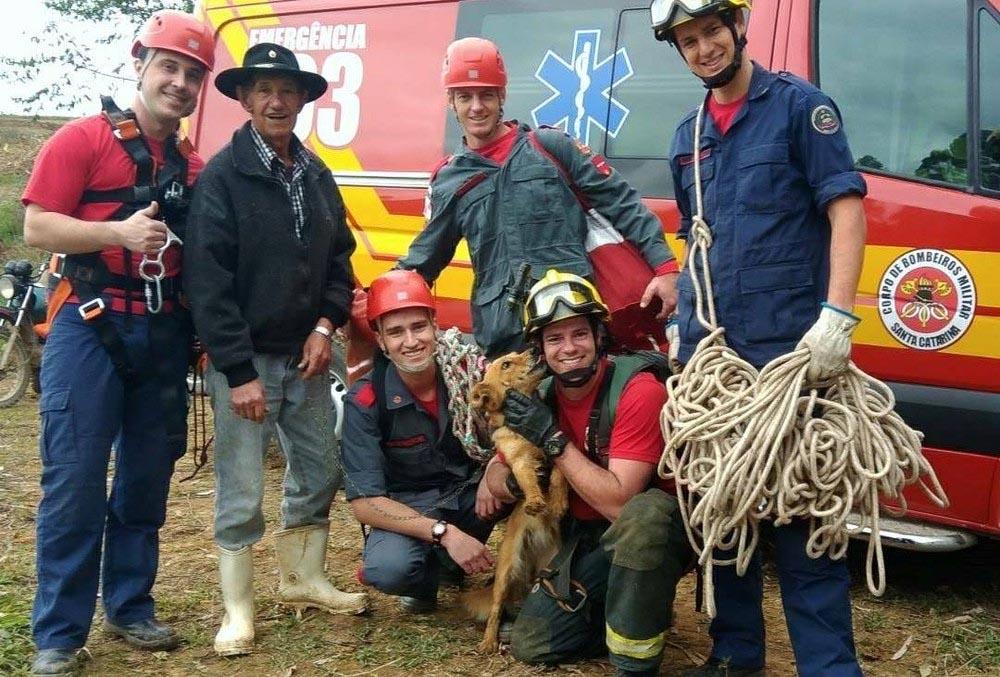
left=248, top=125, right=310, bottom=178
left=248, top=125, right=311, bottom=240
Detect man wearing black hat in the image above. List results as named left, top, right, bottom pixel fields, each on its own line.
left=184, top=43, right=366, bottom=657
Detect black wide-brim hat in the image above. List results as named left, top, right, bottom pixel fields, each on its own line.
left=215, top=42, right=328, bottom=102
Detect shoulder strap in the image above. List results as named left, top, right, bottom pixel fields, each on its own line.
left=591, top=352, right=671, bottom=460
left=526, top=130, right=593, bottom=210
left=585, top=362, right=617, bottom=462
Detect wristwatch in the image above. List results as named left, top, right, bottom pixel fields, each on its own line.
left=543, top=431, right=568, bottom=460
left=431, top=519, right=448, bottom=546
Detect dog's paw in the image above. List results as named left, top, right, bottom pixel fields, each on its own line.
left=524, top=499, right=546, bottom=516
left=477, top=636, right=500, bottom=654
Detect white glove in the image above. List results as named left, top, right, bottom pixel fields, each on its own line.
left=665, top=317, right=682, bottom=374
left=795, top=303, right=861, bottom=383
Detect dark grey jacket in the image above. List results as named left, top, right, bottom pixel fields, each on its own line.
left=184, top=122, right=356, bottom=387
left=399, top=123, right=673, bottom=357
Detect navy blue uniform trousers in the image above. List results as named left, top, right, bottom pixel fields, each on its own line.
left=32, top=305, right=189, bottom=649
left=710, top=520, right=861, bottom=676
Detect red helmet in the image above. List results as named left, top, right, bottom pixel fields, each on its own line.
left=441, top=37, right=507, bottom=89
left=367, top=270, right=436, bottom=329
left=132, top=10, right=216, bottom=71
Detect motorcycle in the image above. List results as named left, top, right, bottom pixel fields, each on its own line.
left=0, top=259, right=48, bottom=407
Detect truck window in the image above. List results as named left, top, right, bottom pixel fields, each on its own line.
left=980, top=6, right=1000, bottom=192
left=452, top=0, right=675, bottom=197
left=817, top=0, right=967, bottom=186
left=606, top=9, right=703, bottom=162
left=452, top=1, right=624, bottom=154
left=819, top=0, right=999, bottom=194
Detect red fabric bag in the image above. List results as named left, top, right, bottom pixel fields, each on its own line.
left=527, top=132, right=665, bottom=350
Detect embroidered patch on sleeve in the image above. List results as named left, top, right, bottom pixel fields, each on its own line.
left=591, top=154, right=612, bottom=176
left=810, top=104, right=841, bottom=135
left=573, top=138, right=593, bottom=156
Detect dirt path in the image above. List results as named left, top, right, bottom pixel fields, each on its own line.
left=1, top=394, right=997, bottom=676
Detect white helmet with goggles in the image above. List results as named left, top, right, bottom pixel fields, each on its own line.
left=650, top=0, right=751, bottom=89
left=523, top=270, right=610, bottom=387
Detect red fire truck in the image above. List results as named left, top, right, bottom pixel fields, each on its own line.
left=187, top=0, right=1000, bottom=549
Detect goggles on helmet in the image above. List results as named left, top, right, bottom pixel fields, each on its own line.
left=650, top=0, right=751, bottom=42
left=524, top=279, right=607, bottom=336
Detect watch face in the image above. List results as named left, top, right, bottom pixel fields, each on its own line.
left=432, top=521, right=447, bottom=538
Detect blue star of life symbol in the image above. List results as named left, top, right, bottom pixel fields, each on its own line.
left=532, top=29, right=634, bottom=146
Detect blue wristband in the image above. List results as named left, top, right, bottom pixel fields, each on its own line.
left=821, top=302, right=861, bottom=322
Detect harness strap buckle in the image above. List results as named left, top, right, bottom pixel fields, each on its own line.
left=78, top=297, right=106, bottom=321
left=110, top=117, right=140, bottom=141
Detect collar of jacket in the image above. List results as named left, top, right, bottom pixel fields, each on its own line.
left=228, top=120, right=319, bottom=181
left=380, top=359, right=451, bottom=436
left=697, top=61, right=776, bottom=143
left=453, top=120, right=532, bottom=163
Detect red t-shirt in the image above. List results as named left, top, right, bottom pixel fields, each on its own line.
left=22, top=114, right=204, bottom=305
left=473, top=122, right=518, bottom=164
left=707, top=94, right=747, bottom=135
left=417, top=392, right=439, bottom=422
left=555, top=361, right=670, bottom=521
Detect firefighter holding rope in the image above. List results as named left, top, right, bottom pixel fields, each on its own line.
left=652, top=0, right=868, bottom=675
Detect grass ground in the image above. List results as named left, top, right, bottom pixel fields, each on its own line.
left=1, top=114, right=998, bottom=677
left=1, top=395, right=999, bottom=677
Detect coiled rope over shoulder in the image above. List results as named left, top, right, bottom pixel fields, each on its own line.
left=658, top=103, right=947, bottom=617
left=435, top=327, right=491, bottom=462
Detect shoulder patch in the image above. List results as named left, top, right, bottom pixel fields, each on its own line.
left=354, top=382, right=376, bottom=408
left=810, top=104, right=840, bottom=135
left=429, top=155, right=454, bottom=181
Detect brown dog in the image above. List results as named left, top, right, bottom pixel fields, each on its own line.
left=466, top=350, right=569, bottom=654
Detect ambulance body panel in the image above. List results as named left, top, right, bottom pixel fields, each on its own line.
left=188, top=0, right=1000, bottom=541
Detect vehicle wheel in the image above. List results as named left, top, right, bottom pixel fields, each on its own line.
left=0, top=324, right=30, bottom=408
left=330, top=338, right=348, bottom=439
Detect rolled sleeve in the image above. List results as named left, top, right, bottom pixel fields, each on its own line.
left=791, top=92, right=867, bottom=211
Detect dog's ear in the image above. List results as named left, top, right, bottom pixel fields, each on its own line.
left=470, top=383, right=498, bottom=413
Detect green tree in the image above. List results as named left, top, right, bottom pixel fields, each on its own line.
left=2, top=0, right=193, bottom=113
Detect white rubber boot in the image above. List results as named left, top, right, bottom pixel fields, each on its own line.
left=214, top=545, right=255, bottom=656
left=275, top=524, right=369, bottom=616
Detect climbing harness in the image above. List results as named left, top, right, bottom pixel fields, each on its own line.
left=657, top=102, right=948, bottom=616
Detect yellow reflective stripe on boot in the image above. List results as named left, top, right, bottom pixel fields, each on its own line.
left=605, top=623, right=664, bottom=659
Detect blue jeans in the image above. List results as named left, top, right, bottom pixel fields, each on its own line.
left=709, top=520, right=861, bottom=676
left=32, top=305, right=190, bottom=650
left=207, top=354, right=338, bottom=550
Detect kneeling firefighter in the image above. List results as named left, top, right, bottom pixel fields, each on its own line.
left=482, top=270, right=694, bottom=676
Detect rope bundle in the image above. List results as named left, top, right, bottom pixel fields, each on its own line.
left=659, top=102, right=948, bottom=617
left=435, top=327, right=491, bottom=462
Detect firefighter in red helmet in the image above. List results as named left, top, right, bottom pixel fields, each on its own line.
left=341, top=270, right=505, bottom=615
left=397, top=37, right=680, bottom=358
left=21, top=9, right=214, bottom=675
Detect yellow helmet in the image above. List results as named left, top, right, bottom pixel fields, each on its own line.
left=650, top=0, right=752, bottom=43
left=522, top=269, right=609, bottom=338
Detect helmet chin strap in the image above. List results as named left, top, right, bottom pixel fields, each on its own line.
left=676, top=11, right=747, bottom=90
left=554, top=362, right=598, bottom=387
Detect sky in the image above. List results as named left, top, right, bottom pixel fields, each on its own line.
left=2, top=2, right=134, bottom=116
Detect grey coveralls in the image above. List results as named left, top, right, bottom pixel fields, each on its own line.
left=399, top=123, right=674, bottom=357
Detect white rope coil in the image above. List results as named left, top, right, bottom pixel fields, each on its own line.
left=659, top=102, right=948, bottom=617
left=435, top=328, right=491, bottom=462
